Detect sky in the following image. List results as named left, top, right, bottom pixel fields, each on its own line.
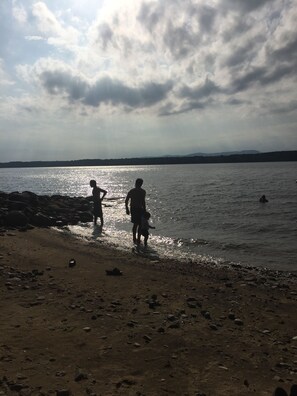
left=0, top=0, right=297, bottom=161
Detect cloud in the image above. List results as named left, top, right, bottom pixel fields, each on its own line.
left=25, top=35, right=44, bottom=42
left=180, top=79, right=222, bottom=101
left=12, top=2, right=27, bottom=24
left=35, top=63, right=173, bottom=109
left=222, top=0, right=273, bottom=13
left=0, top=59, right=14, bottom=86
left=31, top=2, right=79, bottom=47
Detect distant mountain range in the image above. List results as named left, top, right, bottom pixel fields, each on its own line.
left=186, top=150, right=259, bottom=157
left=0, top=150, right=296, bottom=168
left=163, top=150, right=260, bottom=158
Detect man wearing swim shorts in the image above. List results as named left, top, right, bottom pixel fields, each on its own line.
left=125, top=178, right=146, bottom=244
left=90, top=179, right=107, bottom=226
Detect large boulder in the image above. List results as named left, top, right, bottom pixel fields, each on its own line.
left=8, top=200, right=29, bottom=211
left=31, top=213, right=55, bottom=227
left=78, top=211, right=93, bottom=223
left=4, top=210, right=29, bottom=227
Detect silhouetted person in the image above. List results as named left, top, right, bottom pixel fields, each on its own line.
left=273, top=385, right=297, bottom=396
left=274, top=388, right=288, bottom=396
left=259, top=194, right=268, bottom=203
left=90, top=179, right=107, bottom=226
left=125, top=178, right=146, bottom=244
left=140, top=211, right=155, bottom=247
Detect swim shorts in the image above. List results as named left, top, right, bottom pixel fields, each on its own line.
left=130, top=207, right=143, bottom=225
left=93, top=201, right=102, bottom=217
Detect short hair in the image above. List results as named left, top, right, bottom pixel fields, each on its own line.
left=90, top=179, right=96, bottom=187
left=135, top=178, right=143, bottom=187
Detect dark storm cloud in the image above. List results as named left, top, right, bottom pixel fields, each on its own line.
left=223, top=36, right=265, bottom=68
left=163, top=22, right=198, bottom=59
left=196, top=5, right=217, bottom=33
left=179, top=79, right=222, bottom=100
left=230, top=31, right=297, bottom=94
left=137, top=1, right=163, bottom=32
left=270, top=100, right=297, bottom=115
left=222, top=20, right=251, bottom=43
left=269, top=36, right=297, bottom=63
left=222, top=0, right=272, bottom=13
left=137, top=2, right=216, bottom=59
left=40, top=70, right=173, bottom=108
left=159, top=100, right=205, bottom=116
left=226, top=98, right=246, bottom=106
left=230, top=62, right=296, bottom=93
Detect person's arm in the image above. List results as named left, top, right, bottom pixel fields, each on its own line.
left=125, top=192, right=130, bottom=215
left=99, top=188, right=107, bottom=201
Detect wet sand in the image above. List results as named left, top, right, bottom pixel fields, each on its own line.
left=0, top=228, right=297, bottom=396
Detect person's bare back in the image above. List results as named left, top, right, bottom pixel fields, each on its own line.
left=126, top=187, right=146, bottom=209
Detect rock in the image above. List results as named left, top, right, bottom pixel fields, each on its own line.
left=168, top=320, right=180, bottom=329
left=74, top=368, right=88, bottom=382
left=106, top=268, right=123, bottom=276
left=0, top=192, right=95, bottom=230
left=209, top=324, right=218, bottom=330
left=167, top=314, right=177, bottom=322
left=78, top=211, right=93, bottom=223
left=69, top=259, right=76, bottom=268
left=4, top=211, right=28, bottom=227
left=56, top=390, right=71, bottom=396
left=201, top=310, right=211, bottom=320
left=234, top=318, right=244, bottom=326
left=31, top=212, right=54, bottom=227
left=274, top=387, right=288, bottom=396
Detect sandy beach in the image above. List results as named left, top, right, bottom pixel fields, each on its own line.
left=0, top=228, right=297, bottom=396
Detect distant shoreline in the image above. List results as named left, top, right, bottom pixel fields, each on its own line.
left=0, top=150, right=297, bottom=168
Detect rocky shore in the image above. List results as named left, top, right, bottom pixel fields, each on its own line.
left=0, top=192, right=297, bottom=395
left=0, top=191, right=93, bottom=229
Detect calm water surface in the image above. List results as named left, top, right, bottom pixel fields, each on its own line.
left=1, top=163, right=296, bottom=271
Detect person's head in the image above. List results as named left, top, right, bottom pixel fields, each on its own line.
left=90, top=179, right=96, bottom=187
left=135, top=178, right=143, bottom=188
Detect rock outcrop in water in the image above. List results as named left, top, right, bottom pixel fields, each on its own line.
left=0, top=191, right=93, bottom=230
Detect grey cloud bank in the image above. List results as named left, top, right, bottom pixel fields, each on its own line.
left=0, top=0, right=296, bottom=161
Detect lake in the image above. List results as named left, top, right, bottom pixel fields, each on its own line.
left=1, top=162, right=296, bottom=272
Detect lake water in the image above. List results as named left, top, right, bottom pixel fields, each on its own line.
left=0, top=163, right=296, bottom=272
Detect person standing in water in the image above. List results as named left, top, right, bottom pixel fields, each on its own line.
left=125, top=178, right=146, bottom=244
left=140, top=211, right=155, bottom=247
left=90, top=179, right=107, bottom=226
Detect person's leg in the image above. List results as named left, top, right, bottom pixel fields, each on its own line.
left=132, top=223, right=138, bottom=243
left=94, top=215, right=97, bottom=225
left=137, top=225, right=142, bottom=244
left=99, top=215, right=104, bottom=226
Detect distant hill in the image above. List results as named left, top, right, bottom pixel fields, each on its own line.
left=187, top=150, right=260, bottom=157
left=0, top=150, right=296, bottom=168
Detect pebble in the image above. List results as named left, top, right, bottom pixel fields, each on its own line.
left=56, top=390, right=71, bottom=396
left=83, top=327, right=91, bottom=332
